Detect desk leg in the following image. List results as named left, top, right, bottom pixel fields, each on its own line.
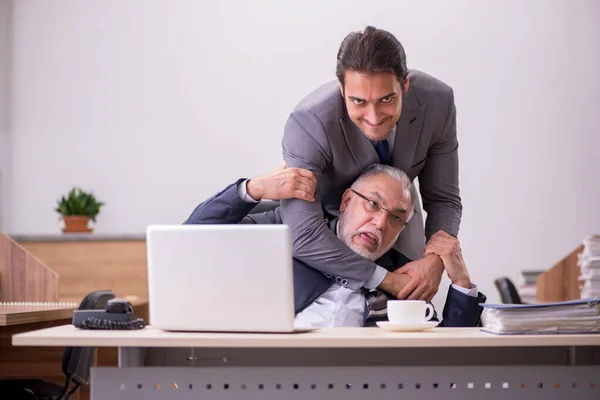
left=118, top=347, right=146, bottom=367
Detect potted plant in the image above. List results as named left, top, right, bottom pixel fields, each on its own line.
left=55, top=187, right=105, bottom=233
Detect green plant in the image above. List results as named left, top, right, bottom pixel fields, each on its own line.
left=55, top=187, right=105, bottom=222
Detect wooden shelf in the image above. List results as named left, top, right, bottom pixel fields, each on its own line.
left=0, top=303, right=77, bottom=326
left=0, top=298, right=148, bottom=326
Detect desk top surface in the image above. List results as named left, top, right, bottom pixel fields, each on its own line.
left=12, top=325, right=600, bottom=348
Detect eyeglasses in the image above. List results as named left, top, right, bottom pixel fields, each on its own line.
left=350, top=189, right=408, bottom=228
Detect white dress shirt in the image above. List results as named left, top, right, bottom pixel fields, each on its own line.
left=236, top=179, right=478, bottom=328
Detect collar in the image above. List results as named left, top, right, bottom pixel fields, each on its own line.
left=370, top=124, right=397, bottom=150
left=331, top=219, right=340, bottom=237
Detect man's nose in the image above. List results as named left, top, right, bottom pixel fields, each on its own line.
left=371, top=210, right=387, bottom=229
left=366, top=105, right=379, bottom=124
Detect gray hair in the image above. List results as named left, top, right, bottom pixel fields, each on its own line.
left=350, top=164, right=416, bottom=222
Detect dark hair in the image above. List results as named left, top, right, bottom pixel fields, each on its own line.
left=336, top=26, right=408, bottom=90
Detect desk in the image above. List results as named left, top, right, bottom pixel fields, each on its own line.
left=0, top=302, right=78, bottom=326
left=13, top=325, right=600, bottom=400
left=0, top=232, right=149, bottom=399
left=0, top=304, right=80, bottom=397
left=1, top=300, right=148, bottom=400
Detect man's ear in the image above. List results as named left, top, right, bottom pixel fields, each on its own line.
left=403, top=77, right=410, bottom=93
left=340, top=189, right=353, bottom=212
left=339, top=83, right=345, bottom=98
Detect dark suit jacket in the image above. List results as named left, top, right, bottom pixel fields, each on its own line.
left=184, top=180, right=486, bottom=327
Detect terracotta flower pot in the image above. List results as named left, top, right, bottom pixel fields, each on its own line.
left=62, top=215, right=93, bottom=233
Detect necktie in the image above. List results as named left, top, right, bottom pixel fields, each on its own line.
left=375, top=140, right=390, bottom=165
left=364, top=289, right=392, bottom=327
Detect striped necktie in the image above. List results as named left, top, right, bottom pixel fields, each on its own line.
left=364, top=289, right=393, bottom=326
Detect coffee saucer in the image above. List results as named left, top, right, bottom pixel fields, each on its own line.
left=376, top=321, right=438, bottom=332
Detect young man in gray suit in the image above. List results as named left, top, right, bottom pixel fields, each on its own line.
left=280, top=26, right=461, bottom=302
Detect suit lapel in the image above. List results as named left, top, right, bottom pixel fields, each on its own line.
left=375, top=248, right=412, bottom=271
left=339, top=117, right=379, bottom=170
left=391, top=88, right=426, bottom=173
left=375, top=251, right=396, bottom=270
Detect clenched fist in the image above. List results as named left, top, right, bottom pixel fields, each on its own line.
left=247, top=162, right=317, bottom=202
left=424, top=230, right=471, bottom=288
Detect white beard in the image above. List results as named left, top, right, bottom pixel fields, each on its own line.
left=338, top=215, right=399, bottom=261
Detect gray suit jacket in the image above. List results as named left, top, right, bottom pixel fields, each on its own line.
left=281, top=69, right=462, bottom=290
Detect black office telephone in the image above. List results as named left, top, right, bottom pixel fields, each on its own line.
left=72, top=293, right=147, bottom=330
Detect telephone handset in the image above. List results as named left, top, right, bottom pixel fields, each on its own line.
left=72, top=298, right=147, bottom=330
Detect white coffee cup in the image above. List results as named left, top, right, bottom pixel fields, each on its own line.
left=387, top=300, right=434, bottom=324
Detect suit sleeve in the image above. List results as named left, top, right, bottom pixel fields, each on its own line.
left=438, top=286, right=486, bottom=327
left=183, top=179, right=258, bottom=225
left=281, top=108, right=379, bottom=291
left=418, top=88, right=463, bottom=239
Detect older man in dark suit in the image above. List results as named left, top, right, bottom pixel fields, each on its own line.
left=184, top=164, right=485, bottom=328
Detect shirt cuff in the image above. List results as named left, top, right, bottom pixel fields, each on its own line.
left=451, top=282, right=479, bottom=298
left=237, top=179, right=260, bottom=203
left=363, top=265, right=387, bottom=289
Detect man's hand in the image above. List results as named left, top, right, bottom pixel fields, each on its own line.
left=394, top=254, right=444, bottom=301
left=424, top=230, right=471, bottom=288
left=377, top=271, right=412, bottom=298
left=246, top=162, right=317, bottom=202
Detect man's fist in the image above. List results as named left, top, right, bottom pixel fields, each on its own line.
left=394, top=255, right=444, bottom=301
left=424, top=230, right=471, bottom=288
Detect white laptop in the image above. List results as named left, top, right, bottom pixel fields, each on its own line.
left=146, top=224, right=297, bottom=332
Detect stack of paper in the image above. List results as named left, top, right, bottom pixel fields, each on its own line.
left=481, top=298, right=600, bottom=335
left=579, top=235, right=600, bottom=298
left=517, top=270, right=543, bottom=303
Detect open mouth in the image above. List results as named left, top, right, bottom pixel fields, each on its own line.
left=355, top=232, right=379, bottom=250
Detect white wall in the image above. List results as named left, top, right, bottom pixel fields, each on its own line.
left=0, top=0, right=11, bottom=231
left=5, top=0, right=600, bottom=308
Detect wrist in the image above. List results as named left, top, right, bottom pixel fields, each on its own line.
left=424, top=253, right=444, bottom=269
left=377, top=272, right=393, bottom=293
left=246, top=178, right=263, bottom=200
left=452, top=275, right=471, bottom=289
